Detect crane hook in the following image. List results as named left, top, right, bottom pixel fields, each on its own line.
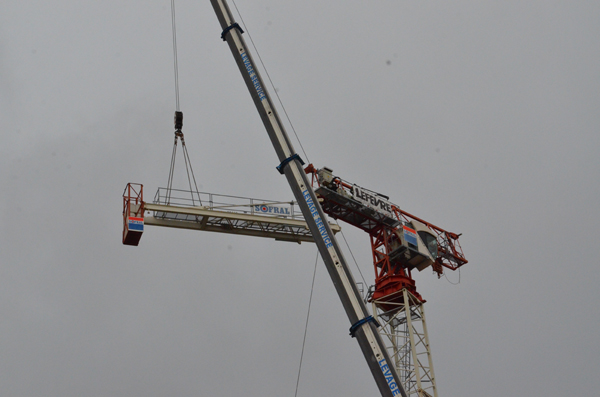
left=174, top=111, right=183, bottom=137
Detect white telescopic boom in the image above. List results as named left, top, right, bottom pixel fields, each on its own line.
left=209, top=2, right=407, bottom=396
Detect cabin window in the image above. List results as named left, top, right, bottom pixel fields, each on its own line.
left=418, top=231, right=438, bottom=259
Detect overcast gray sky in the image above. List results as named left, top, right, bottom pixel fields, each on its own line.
left=2, top=1, right=599, bottom=396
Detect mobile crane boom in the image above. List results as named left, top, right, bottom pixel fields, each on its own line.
left=210, top=1, right=407, bottom=395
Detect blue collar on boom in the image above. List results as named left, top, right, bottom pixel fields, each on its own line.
left=276, top=153, right=305, bottom=174
left=349, top=315, right=380, bottom=338
left=221, top=23, right=244, bottom=41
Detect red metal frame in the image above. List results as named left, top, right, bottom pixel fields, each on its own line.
left=305, top=165, right=467, bottom=308
left=122, top=183, right=144, bottom=245
left=390, top=207, right=468, bottom=274
left=369, top=227, right=424, bottom=309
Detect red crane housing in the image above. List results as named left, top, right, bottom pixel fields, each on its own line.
left=306, top=165, right=467, bottom=311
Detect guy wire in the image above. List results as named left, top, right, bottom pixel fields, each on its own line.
left=295, top=250, right=320, bottom=397
left=231, top=0, right=310, bottom=164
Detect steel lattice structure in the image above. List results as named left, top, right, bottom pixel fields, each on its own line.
left=372, top=289, right=437, bottom=397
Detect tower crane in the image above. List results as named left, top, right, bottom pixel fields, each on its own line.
left=122, top=2, right=467, bottom=396
left=305, top=165, right=467, bottom=396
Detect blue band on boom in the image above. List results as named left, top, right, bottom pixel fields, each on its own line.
left=349, top=315, right=380, bottom=338
left=221, top=23, right=244, bottom=41
left=276, top=153, right=305, bottom=174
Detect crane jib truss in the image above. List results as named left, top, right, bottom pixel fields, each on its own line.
left=122, top=183, right=342, bottom=245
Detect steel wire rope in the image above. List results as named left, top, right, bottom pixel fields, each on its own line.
left=182, top=142, right=196, bottom=206
left=182, top=142, right=202, bottom=205
left=165, top=0, right=202, bottom=207
left=166, top=137, right=178, bottom=205
left=171, top=0, right=181, bottom=112
left=231, top=0, right=311, bottom=164
left=165, top=0, right=181, bottom=205
left=294, top=250, right=320, bottom=397
left=226, top=5, right=366, bottom=391
left=337, top=221, right=369, bottom=289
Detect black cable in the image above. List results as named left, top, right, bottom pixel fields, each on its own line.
left=166, top=137, right=178, bottom=205
left=182, top=143, right=202, bottom=205
left=171, top=0, right=181, bottom=111
left=295, top=250, right=320, bottom=397
left=231, top=0, right=311, bottom=165
left=166, top=1, right=203, bottom=208
left=338, top=224, right=368, bottom=288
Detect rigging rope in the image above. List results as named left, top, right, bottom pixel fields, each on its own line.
left=171, top=0, right=181, bottom=111
left=295, top=250, right=320, bottom=397
left=165, top=134, right=178, bottom=205
left=231, top=0, right=311, bottom=165
left=165, top=0, right=201, bottom=207
left=338, top=224, right=369, bottom=289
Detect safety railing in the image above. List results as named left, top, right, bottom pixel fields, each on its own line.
left=152, top=187, right=304, bottom=220
left=123, top=183, right=144, bottom=218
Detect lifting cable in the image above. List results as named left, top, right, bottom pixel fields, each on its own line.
left=165, top=0, right=202, bottom=207
left=294, top=233, right=369, bottom=395
left=231, top=0, right=311, bottom=165
left=171, top=0, right=181, bottom=113
left=294, top=250, right=320, bottom=397
left=338, top=223, right=369, bottom=291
